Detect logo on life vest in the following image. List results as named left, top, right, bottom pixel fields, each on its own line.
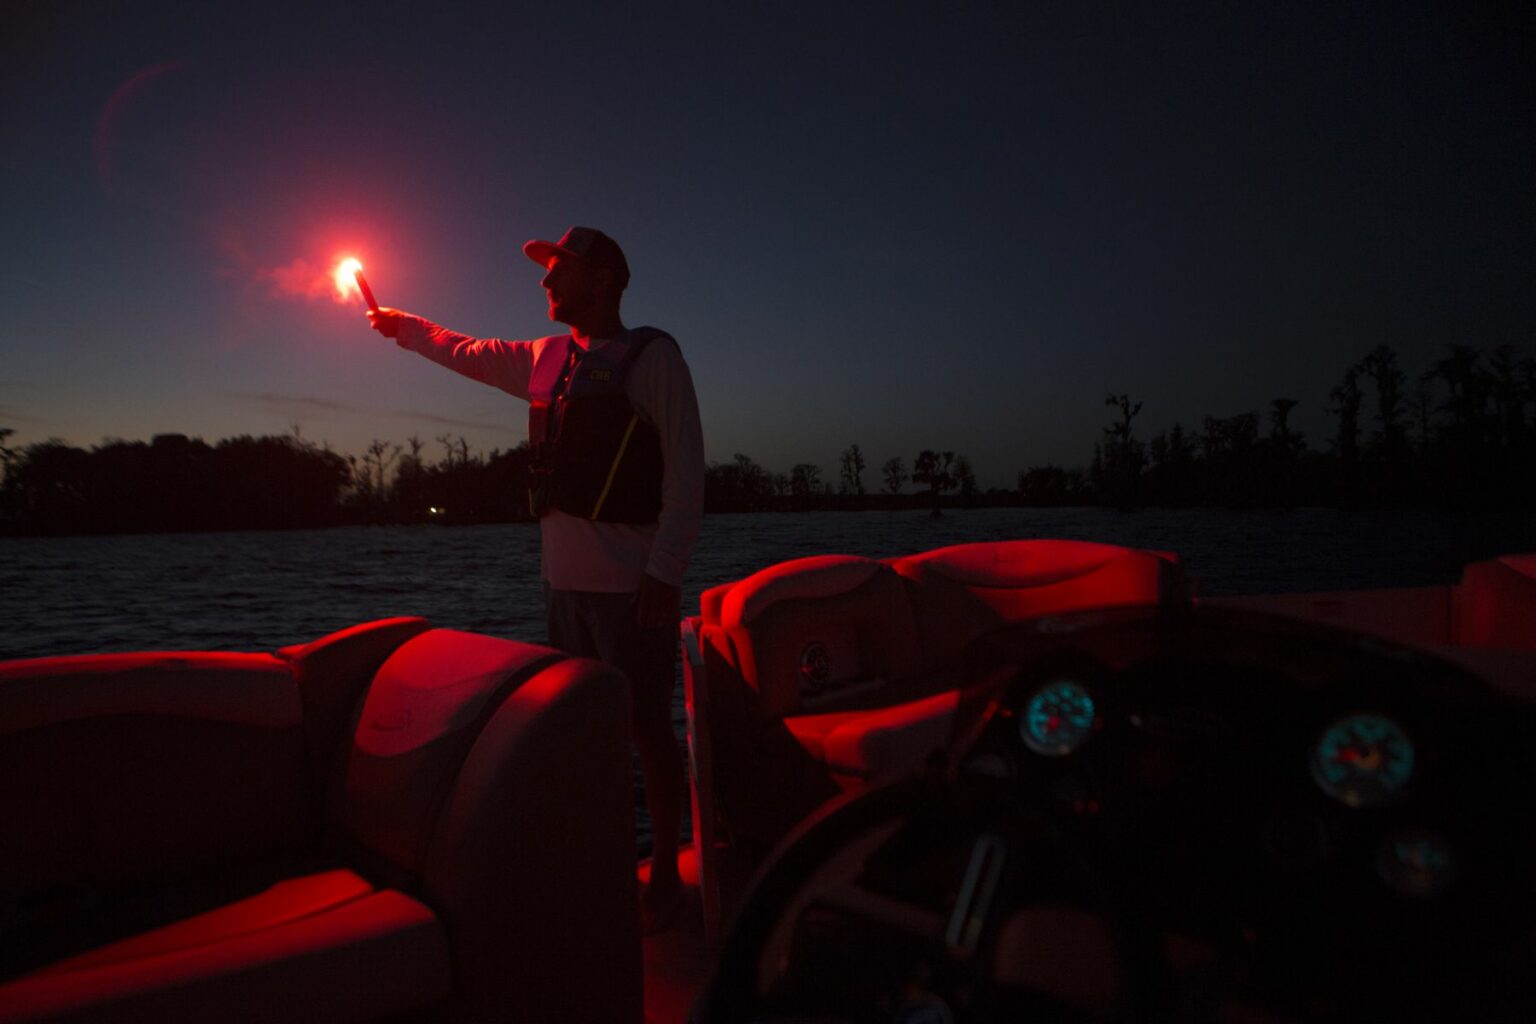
left=584, top=368, right=614, bottom=382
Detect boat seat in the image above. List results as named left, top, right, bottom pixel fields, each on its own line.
left=2, top=870, right=447, bottom=1023
left=692, top=555, right=927, bottom=837
left=0, top=620, right=642, bottom=1023
left=685, top=541, right=1189, bottom=944
left=1457, top=554, right=1536, bottom=651
left=687, top=556, right=946, bottom=943
left=693, top=555, right=929, bottom=829
left=889, top=539, right=1188, bottom=666
left=782, top=689, right=962, bottom=790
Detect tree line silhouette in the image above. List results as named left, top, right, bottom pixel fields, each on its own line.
left=1083, top=342, right=1536, bottom=509
left=0, top=429, right=537, bottom=536
left=1, top=342, right=1531, bottom=536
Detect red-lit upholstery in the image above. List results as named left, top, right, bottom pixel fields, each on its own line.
left=783, top=689, right=963, bottom=789
left=1457, top=554, right=1536, bottom=651
left=278, top=616, right=431, bottom=791
left=1, top=871, right=450, bottom=1023
left=889, top=539, right=1187, bottom=666
left=0, top=620, right=642, bottom=1023
left=335, top=631, right=643, bottom=1024
left=704, top=554, right=924, bottom=718
left=0, top=652, right=308, bottom=907
left=685, top=540, right=1191, bottom=943
left=687, top=557, right=939, bottom=942
left=692, top=556, right=928, bottom=842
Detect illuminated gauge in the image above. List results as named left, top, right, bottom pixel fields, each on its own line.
left=1310, top=713, right=1414, bottom=808
left=1376, top=831, right=1454, bottom=898
left=1021, top=680, right=1096, bottom=757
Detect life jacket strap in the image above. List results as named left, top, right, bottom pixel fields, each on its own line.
left=588, top=413, right=641, bottom=520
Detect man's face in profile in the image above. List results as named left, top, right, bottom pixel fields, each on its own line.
left=540, top=254, right=603, bottom=326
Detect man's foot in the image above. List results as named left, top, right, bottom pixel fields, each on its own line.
left=640, top=876, right=685, bottom=935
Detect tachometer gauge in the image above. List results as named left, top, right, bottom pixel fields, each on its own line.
left=1021, top=680, right=1096, bottom=757
left=1310, top=713, right=1414, bottom=808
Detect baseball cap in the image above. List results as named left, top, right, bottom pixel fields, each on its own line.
left=523, top=226, right=630, bottom=289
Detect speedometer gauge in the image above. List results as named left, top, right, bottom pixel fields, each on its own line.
left=1310, top=713, right=1414, bottom=808
left=1021, top=680, right=1096, bottom=756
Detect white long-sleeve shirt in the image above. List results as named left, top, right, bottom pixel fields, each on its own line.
left=395, top=315, right=705, bottom=592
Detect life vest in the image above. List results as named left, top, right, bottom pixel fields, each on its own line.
left=526, top=328, right=670, bottom=523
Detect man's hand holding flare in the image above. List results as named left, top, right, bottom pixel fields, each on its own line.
left=367, top=307, right=405, bottom=338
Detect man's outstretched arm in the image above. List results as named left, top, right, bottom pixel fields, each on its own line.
left=368, top=307, right=536, bottom=400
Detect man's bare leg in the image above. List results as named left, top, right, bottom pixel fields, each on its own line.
left=635, top=701, right=686, bottom=929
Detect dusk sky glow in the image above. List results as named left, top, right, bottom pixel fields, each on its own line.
left=3, top=2, right=1532, bottom=488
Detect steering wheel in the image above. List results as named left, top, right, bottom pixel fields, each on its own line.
left=695, top=604, right=1536, bottom=1022
left=694, top=756, right=1172, bottom=1023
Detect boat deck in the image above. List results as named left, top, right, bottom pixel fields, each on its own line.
left=640, top=846, right=710, bottom=1024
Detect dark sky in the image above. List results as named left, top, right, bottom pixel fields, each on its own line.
left=3, top=1, right=1532, bottom=487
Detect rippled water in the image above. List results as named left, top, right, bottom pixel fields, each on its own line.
left=5, top=506, right=1535, bottom=661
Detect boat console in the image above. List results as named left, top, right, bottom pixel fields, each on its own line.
left=696, top=601, right=1536, bottom=1021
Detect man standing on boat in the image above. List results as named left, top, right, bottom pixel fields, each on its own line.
left=366, top=226, right=704, bottom=933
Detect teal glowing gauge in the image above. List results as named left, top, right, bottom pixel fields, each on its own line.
left=1021, top=680, right=1096, bottom=756
left=1376, top=832, right=1454, bottom=898
left=1310, top=713, right=1415, bottom=808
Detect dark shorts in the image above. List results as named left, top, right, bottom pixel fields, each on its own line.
left=544, top=585, right=678, bottom=722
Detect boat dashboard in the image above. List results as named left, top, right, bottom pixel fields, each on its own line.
left=697, top=605, right=1536, bottom=1022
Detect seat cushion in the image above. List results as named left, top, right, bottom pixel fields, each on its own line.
left=0, top=870, right=451, bottom=1023
left=785, top=689, right=961, bottom=785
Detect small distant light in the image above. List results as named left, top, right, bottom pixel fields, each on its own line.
left=428, top=506, right=444, bottom=516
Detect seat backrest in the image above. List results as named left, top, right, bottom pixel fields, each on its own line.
left=277, top=616, right=431, bottom=798
left=0, top=652, right=308, bottom=906
left=702, top=554, right=924, bottom=719
left=1457, top=554, right=1536, bottom=650
left=689, top=556, right=928, bottom=876
left=332, top=628, right=642, bottom=1023
left=890, top=539, right=1188, bottom=667
left=332, top=629, right=563, bottom=873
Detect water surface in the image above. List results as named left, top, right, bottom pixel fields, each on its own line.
left=5, top=506, right=1534, bottom=660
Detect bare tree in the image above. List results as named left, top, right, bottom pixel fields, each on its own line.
left=436, top=433, right=471, bottom=469
left=1359, top=346, right=1406, bottom=463
left=839, top=444, right=867, bottom=496
left=361, top=439, right=402, bottom=500
left=1329, top=367, right=1362, bottom=465
left=1097, top=394, right=1145, bottom=507
left=1102, top=394, right=1144, bottom=466
left=881, top=456, right=906, bottom=495
left=790, top=463, right=822, bottom=497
